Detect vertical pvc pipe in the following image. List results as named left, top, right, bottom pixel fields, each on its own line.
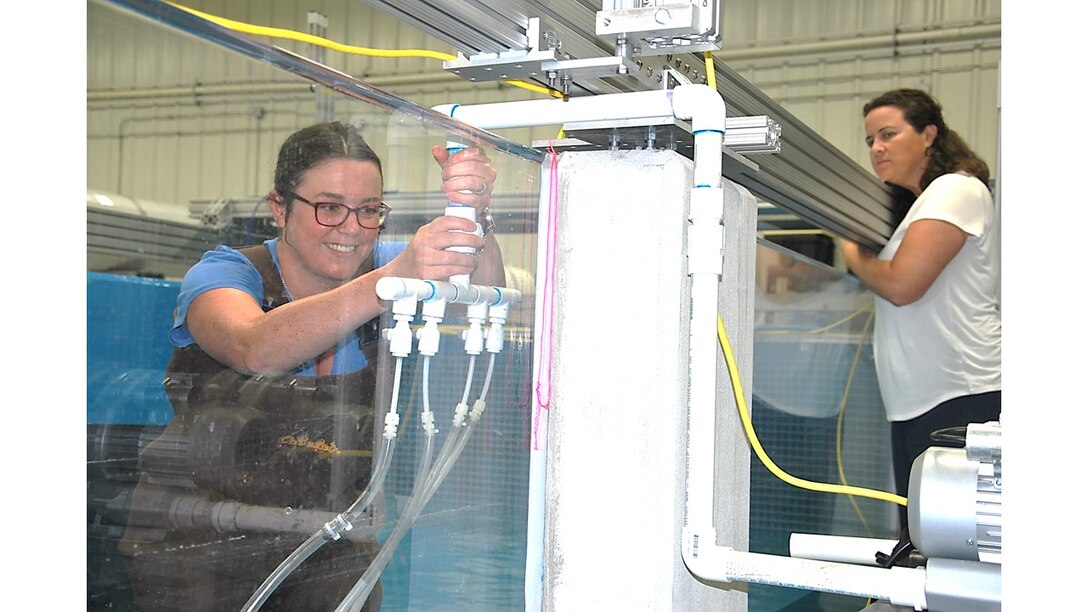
left=673, top=84, right=727, bottom=548
left=443, top=140, right=478, bottom=288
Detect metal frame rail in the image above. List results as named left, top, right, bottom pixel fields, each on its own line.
left=361, top=0, right=897, bottom=248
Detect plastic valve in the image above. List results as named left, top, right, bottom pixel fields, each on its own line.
left=417, top=320, right=441, bottom=357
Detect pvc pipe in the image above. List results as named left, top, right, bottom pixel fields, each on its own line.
left=675, top=84, right=727, bottom=538
left=434, top=90, right=674, bottom=130
left=789, top=533, right=899, bottom=567
left=134, top=485, right=383, bottom=543
left=684, top=275, right=721, bottom=532
left=681, top=538, right=928, bottom=609
left=441, top=140, right=480, bottom=288
left=376, top=276, right=520, bottom=308
left=672, top=83, right=931, bottom=611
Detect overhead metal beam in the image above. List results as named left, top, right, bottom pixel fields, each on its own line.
left=360, top=0, right=897, bottom=248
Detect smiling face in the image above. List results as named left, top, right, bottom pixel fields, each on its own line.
left=271, top=157, right=384, bottom=295
left=864, top=105, right=936, bottom=196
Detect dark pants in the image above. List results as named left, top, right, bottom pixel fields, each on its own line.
left=890, top=390, right=1001, bottom=532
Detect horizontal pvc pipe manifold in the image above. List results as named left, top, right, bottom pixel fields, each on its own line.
left=376, top=276, right=521, bottom=308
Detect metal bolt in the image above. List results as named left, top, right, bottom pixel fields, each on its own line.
left=545, top=30, right=559, bottom=50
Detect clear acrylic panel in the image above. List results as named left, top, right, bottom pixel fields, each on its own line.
left=89, top=3, right=898, bottom=612
left=88, top=2, right=540, bottom=610
left=749, top=238, right=893, bottom=611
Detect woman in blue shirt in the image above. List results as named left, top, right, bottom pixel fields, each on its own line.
left=122, top=121, right=504, bottom=611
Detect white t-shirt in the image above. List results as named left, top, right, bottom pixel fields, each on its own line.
left=873, top=172, right=1001, bottom=421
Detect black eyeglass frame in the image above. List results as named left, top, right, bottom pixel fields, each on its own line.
left=281, top=190, right=391, bottom=229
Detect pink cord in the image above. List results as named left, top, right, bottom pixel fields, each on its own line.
left=532, top=144, right=560, bottom=450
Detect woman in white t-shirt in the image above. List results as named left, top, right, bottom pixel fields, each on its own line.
left=841, top=89, right=1001, bottom=533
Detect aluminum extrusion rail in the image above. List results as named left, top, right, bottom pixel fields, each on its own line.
left=361, top=0, right=897, bottom=248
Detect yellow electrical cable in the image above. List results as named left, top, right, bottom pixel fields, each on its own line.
left=165, top=1, right=565, bottom=99
left=506, top=79, right=567, bottom=100
left=835, top=307, right=877, bottom=535
left=166, top=1, right=457, bottom=60
left=717, top=313, right=907, bottom=507
left=704, top=52, right=717, bottom=90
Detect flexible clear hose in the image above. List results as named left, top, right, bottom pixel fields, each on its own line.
left=420, top=422, right=474, bottom=510
left=419, top=354, right=492, bottom=516
left=336, top=415, right=441, bottom=611
left=478, top=352, right=497, bottom=402
left=422, top=356, right=431, bottom=417
left=342, top=438, right=396, bottom=522
left=241, top=440, right=397, bottom=612
left=387, top=357, right=404, bottom=423
left=461, top=355, right=477, bottom=405
left=240, top=357, right=406, bottom=612
left=240, top=531, right=326, bottom=612
left=335, top=355, right=484, bottom=612
left=336, top=425, right=471, bottom=612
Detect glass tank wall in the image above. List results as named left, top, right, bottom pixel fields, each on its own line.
left=88, top=2, right=896, bottom=611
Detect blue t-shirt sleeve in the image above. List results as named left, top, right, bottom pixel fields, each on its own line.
left=170, top=240, right=406, bottom=360
left=376, top=242, right=407, bottom=267
left=169, top=246, right=263, bottom=348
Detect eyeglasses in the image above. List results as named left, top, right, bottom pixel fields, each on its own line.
left=283, top=191, right=391, bottom=229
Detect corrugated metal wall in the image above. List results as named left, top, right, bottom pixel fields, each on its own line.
left=721, top=0, right=1000, bottom=176
left=88, top=0, right=1000, bottom=220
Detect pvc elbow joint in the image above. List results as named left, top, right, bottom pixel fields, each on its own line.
left=671, top=83, right=726, bottom=133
